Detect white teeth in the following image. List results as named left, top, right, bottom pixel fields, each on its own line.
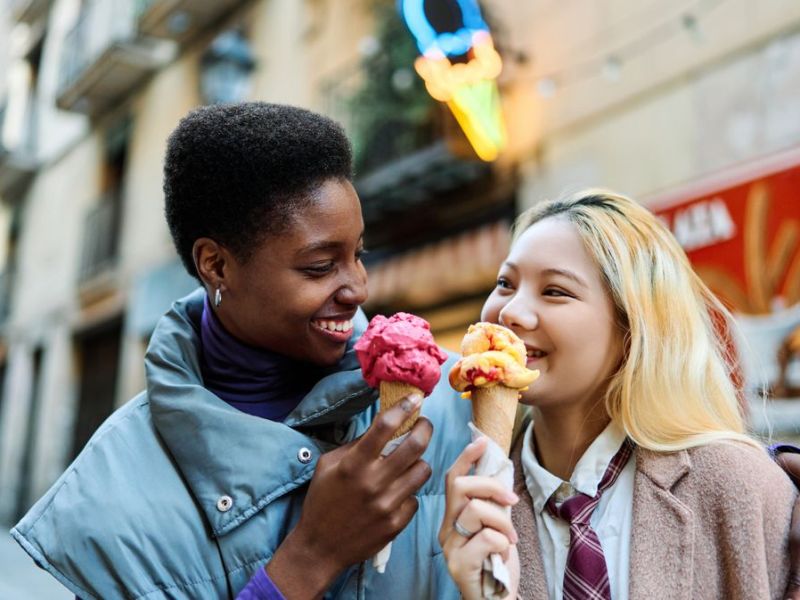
left=315, top=319, right=353, bottom=333
left=527, top=349, right=546, bottom=358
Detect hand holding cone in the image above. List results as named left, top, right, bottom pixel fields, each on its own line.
left=449, top=323, right=539, bottom=599
left=355, top=312, right=448, bottom=574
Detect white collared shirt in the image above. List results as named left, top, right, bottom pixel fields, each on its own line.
left=520, top=421, right=635, bottom=600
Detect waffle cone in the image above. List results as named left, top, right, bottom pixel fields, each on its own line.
left=380, top=381, right=424, bottom=439
left=471, top=385, right=519, bottom=455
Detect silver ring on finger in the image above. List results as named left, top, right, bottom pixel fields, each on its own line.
left=453, top=519, right=476, bottom=539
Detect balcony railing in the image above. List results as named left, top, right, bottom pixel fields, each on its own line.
left=0, top=270, right=13, bottom=323
left=0, top=102, right=37, bottom=198
left=319, top=50, right=489, bottom=216
left=79, top=194, right=120, bottom=283
left=318, top=4, right=454, bottom=181
left=136, top=0, right=249, bottom=44
left=57, top=0, right=173, bottom=115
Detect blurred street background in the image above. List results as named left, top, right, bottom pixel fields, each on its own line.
left=1, top=0, right=800, bottom=595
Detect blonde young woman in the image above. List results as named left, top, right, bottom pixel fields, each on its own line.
left=439, top=190, right=797, bottom=599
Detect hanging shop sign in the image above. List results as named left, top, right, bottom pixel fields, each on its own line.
left=650, top=150, right=800, bottom=315
left=399, top=0, right=506, bottom=161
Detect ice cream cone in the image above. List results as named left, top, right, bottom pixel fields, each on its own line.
left=471, top=385, right=519, bottom=455
left=380, top=381, right=424, bottom=439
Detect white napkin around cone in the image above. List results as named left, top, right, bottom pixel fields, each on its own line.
left=371, top=433, right=407, bottom=573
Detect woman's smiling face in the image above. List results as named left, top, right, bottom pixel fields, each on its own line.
left=481, top=216, right=624, bottom=410
left=216, top=178, right=368, bottom=366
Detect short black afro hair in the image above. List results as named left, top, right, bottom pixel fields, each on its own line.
left=164, top=102, right=353, bottom=279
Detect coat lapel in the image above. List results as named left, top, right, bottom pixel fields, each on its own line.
left=510, top=436, right=549, bottom=600
left=629, top=448, right=694, bottom=600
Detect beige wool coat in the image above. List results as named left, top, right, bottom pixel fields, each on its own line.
left=511, top=436, right=797, bottom=599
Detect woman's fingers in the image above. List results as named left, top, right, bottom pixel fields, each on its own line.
left=383, top=417, right=433, bottom=472
left=446, top=437, right=489, bottom=483
left=451, top=476, right=520, bottom=507
left=439, top=440, right=521, bottom=600
left=441, top=498, right=518, bottom=582
left=439, top=438, right=487, bottom=546
left=445, top=527, right=513, bottom=581
left=455, top=498, right=518, bottom=546
left=380, top=459, right=433, bottom=513
left=355, top=394, right=423, bottom=459
left=440, top=473, right=518, bottom=547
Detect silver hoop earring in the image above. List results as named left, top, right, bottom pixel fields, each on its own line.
left=214, top=288, right=222, bottom=308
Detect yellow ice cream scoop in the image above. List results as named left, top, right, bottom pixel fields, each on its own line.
left=449, top=323, right=539, bottom=395
left=449, top=351, right=538, bottom=392
left=459, top=322, right=527, bottom=364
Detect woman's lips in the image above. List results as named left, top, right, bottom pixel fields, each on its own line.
left=526, top=347, right=548, bottom=367
left=311, top=318, right=355, bottom=343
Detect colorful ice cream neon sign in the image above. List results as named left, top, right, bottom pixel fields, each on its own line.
left=399, top=0, right=506, bottom=161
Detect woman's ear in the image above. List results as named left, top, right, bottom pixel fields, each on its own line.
left=193, top=238, right=228, bottom=291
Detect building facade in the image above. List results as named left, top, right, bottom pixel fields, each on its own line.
left=1, top=0, right=799, bottom=524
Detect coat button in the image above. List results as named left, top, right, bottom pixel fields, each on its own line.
left=217, top=495, right=233, bottom=512
left=297, top=447, right=313, bottom=464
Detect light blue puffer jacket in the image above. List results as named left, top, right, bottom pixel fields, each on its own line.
left=11, top=289, right=473, bottom=599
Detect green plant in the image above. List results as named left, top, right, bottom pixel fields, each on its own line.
left=347, top=2, right=438, bottom=174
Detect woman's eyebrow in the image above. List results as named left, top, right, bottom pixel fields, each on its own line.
left=297, top=240, right=343, bottom=255
left=297, top=233, right=364, bottom=256
left=542, top=267, right=588, bottom=287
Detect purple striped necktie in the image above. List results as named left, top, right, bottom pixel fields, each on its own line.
left=545, top=439, right=634, bottom=600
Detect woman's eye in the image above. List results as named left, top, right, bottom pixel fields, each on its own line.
left=304, top=262, right=334, bottom=275
left=355, top=247, right=369, bottom=261
left=543, top=287, right=570, bottom=297
left=496, top=277, right=514, bottom=290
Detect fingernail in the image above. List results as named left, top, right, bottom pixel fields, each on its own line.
left=401, top=394, right=422, bottom=412
left=507, top=492, right=519, bottom=504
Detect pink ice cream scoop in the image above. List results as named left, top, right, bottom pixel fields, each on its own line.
left=355, top=312, right=448, bottom=395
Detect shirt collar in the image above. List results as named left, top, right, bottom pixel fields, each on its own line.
left=520, top=418, right=627, bottom=514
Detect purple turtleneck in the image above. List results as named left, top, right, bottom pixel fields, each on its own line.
left=199, top=295, right=321, bottom=421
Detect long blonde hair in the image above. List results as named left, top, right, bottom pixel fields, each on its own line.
left=514, top=189, right=756, bottom=452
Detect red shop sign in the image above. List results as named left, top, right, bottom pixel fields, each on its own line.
left=650, top=149, right=800, bottom=315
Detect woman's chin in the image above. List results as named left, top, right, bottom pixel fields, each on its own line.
left=519, top=384, right=545, bottom=406
left=309, top=347, right=348, bottom=368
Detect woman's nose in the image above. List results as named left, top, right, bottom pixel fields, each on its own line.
left=336, top=262, right=368, bottom=306
left=499, top=295, right=538, bottom=331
